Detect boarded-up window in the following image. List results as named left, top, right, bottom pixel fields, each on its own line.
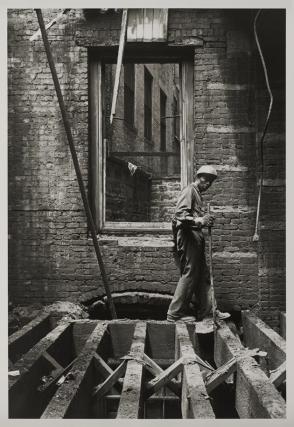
left=144, top=67, right=152, bottom=141
left=124, top=63, right=135, bottom=126
left=127, top=9, right=168, bottom=42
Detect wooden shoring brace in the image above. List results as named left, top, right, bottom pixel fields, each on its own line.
left=35, top=9, right=117, bottom=319
left=9, top=321, right=70, bottom=389
left=93, top=353, right=123, bottom=392
left=204, top=348, right=267, bottom=394
left=30, top=9, right=71, bottom=41
left=92, top=360, right=127, bottom=400
left=142, top=353, right=181, bottom=397
left=176, top=323, right=215, bottom=418
left=145, top=357, right=184, bottom=399
left=110, top=9, right=128, bottom=124
left=270, top=361, right=286, bottom=388
left=116, top=322, right=147, bottom=418
left=214, top=320, right=286, bottom=418
left=41, top=322, right=108, bottom=419
left=241, top=310, right=286, bottom=373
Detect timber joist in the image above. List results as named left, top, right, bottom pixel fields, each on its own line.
left=9, top=316, right=286, bottom=419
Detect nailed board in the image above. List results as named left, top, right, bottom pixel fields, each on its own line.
left=127, top=9, right=168, bottom=42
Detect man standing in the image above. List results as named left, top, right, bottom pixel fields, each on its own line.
left=167, top=165, right=230, bottom=323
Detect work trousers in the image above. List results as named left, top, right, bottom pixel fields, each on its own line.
left=167, top=227, right=212, bottom=321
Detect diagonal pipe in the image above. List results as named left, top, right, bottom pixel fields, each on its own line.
left=35, top=9, right=117, bottom=319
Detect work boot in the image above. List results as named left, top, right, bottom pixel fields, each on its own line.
left=215, top=310, right=231, bottom=320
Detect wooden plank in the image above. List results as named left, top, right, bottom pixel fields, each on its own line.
left=9, top=321, right=72, bottom=418
left=205, top=357, right=237, bottom=393
left=42, top=351, right=63, bottom=371
left=41, top=322, right=108, bottom=419
left=279, top=311, right=286, bottom=339
left=116, top=322, right=147, bottom=418
left=92, top=360, right=127, bottom=400
left=110, top=9, right=128, bottom=124
left=127, top=9, right=138, bottom=41
left=142, top=353, right=181, bottom=397
left=145, top=357, right=184, bottom=397
left=143, top=9, right=154, bottom=42
left=242, top=310, right=286, bottom=371
left=9, top=311, right=52, bottom=363
left=93, top=353, right=123, bottom=391
left=89, top=61, right=103, bottom=229
left=180, top=61, right=194, bottom=188
left=270, top=361, right=286, bottom=387
left=136, top=9, right=144, bottom=42
left=9, top=320, right=70, bottom=389
left=176, top=322, right=215, bottom=419
left=152, top=9, right=168, bottom=41
left=215, top=320, right=286, bottom=418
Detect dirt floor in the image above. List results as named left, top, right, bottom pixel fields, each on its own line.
left=9, top=300, right=89, bottom=335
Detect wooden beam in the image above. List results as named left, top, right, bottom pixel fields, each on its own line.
left=9, top=321, right=71, bottom=418
left=93, top=353, right=123, bottom=387
left=215, top=320, right=286, bottom=418
left=279, top=312, right=286, bottom=339
left=42, top=351, right=63, bottom=371
left=41, top=322, right=108, bottom=419
left=9, top=311, right=52, bottom=364
left=142, top=353, right=181, bottom=397
left=30, top=9, right=71, bottom=41
left=9, top=320, right=70, bottom=389
left=145, top=357, right=184, bottom=398
left=270, top=361, right=286, bottom=387
left=176, top=322, right=215, bottom=418
left=116, top=322, right=147, bottom=418
left=110, top=9, right=128, bottom=124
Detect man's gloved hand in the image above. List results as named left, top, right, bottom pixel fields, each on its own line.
left=199, top=214, right=215, bottom=227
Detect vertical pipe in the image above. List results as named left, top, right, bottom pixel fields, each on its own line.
left=35, top=9, right=117, bottom=319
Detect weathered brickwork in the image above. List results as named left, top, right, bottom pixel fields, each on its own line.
left=8, top=9, right=285, bottom=327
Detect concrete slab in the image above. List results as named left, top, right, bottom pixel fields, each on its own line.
left=242, top=310, right=286, bottom=370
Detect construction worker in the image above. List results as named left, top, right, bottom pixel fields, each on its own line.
left=167, top=165, right=230, bottom=323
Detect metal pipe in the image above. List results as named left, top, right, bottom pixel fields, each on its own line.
left=35, top=9, right=117, bottom=319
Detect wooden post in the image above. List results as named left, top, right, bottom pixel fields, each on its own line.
left=110, top=9, right=128, bottom=124
left=35, top=9, right=117, bottom=319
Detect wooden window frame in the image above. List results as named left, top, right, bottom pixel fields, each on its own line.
left=124, top=63, right=135, bottom=127
left=144, top=67, right=153, bottom=142
left=90, top=56, right=194, bottom=233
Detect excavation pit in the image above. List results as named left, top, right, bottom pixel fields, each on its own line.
left=8, top=312, right=286, bottom=419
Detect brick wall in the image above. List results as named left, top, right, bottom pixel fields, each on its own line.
left=8, top=9, right=285, bottom=327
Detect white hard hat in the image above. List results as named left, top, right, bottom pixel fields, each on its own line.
left=196, top=165, right=218, bottom=179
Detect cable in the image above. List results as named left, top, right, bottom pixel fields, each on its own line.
left=252, top=9, right=274, bottom=242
